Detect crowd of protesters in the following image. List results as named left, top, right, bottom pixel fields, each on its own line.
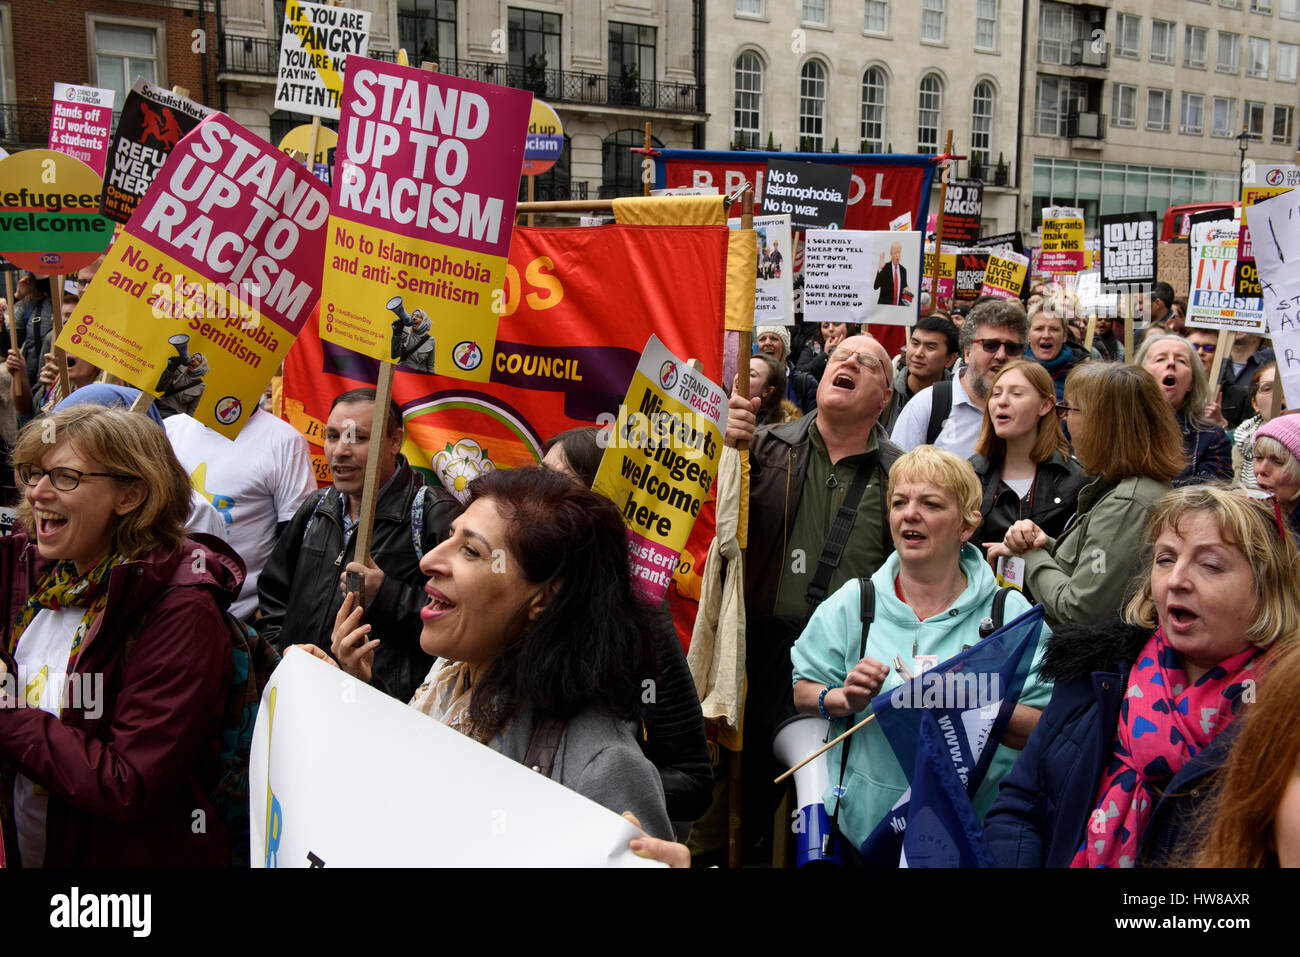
left=1, top=262, right=1298, bottom=871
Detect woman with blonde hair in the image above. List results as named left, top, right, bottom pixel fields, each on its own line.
left=1136, top=333, right=1232, bottom=485
left=0, top=405, right=243, bottom=866
left=987, top=363, right=1184, bottom=629
left=791, top=446, right=1053, bottom=863
left=987, top=485, right=1300, bottom=867
left=969, top=360, right=1088, bottom=549
left=1195, top=641, right=1300, bottom=867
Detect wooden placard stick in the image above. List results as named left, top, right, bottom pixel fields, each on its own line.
left=1123, top=292, right=1135, bottom=364
left=48, top=277, right=71, bottom=398
left=927, top=130, right=954, bottom=316
left=3, top=270, right=16, bottom=354
left=1083, top=314, right=1098, bottom=354
left=527, top=174, right=535, bottom=227
left=1207, top=328, right=1232, bottom=397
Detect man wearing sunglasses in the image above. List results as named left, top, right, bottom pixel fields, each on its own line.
left=889, top=298, right=1029, bottom=459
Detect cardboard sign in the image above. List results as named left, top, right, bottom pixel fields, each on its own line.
left=1185, top=213, right=1265, bottom=333
left=590, top=335, right=726, bottom=603
left=0, top=150, right=113, bottom=273
left=101, top=78, right=215, bottom=225
left=319, top=58, right=531, bottom=378
left=762, top=160, right=852, bottom=231
left=250, top=650, right=660, bottom=867
left=273, top=0, right=372, bottom=120
left=954, top=250, right=989, bottom=303
left=803, top=230, right=921, bottom=325
left=1237, top=164, right=1298, bottom=298
left=1247, top=189, right=1300, bottom=408
left=980, top=250, right=1029, bottom=300
left=48, top=83, right=115, bottom=177
left=58, top=114, right=329, bottom=436
left=921, top=248, right=957, bottom=303
left=1039, top=206, right=1085, bottom=275
left=973, top=231, right=1025, bottom=256
left=941, top=179, right=983, bottom=245
left=521, top=100, right=563, bottom=177
left=1074, top=268, right=1119, bottom=318
left=1099, top=211, right=1156, bottom=289
left=728, top=213, right=793, bottom=325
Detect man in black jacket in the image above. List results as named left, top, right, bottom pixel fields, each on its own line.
left=258, top=388, right=461, bottom=702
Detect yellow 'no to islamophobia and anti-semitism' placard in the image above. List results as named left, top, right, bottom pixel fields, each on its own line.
left=318, top=58, right=532, bottom=379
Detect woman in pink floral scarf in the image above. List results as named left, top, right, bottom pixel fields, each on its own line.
left=985, top=484, right=1300, bottom=867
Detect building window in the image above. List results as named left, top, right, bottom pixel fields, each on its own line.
left=397, top=0, right=457, bottom=70
left=1222, top=0, right=1241, bottom=7
left=1035, top=75, right=1085, bottom=136
left=509, top=7, right=561, bottom=98
left=1212, top=97, right=1236, bottom=136
left=1038, top=2, right=1076, bottom=65
left=860, top=67, right=886, bottom=151
left=602, top=129, right=663, bottom=199
left=733, top=52, right=763, bottom=149
left=917, top=73, right=943, bottom=153
left=1274, top=105, right=1295, bottom=143
left=1283, top=0, right=1300, bottom=19
left=1117, top=13, right=1141, bottom=58
left=1147, top=89, right=1171, bottom=132
left=976, top=0, right=998, bottom=50
left=1246, top=101, right=1267, bottom=139
left=1151, top=20, right=1175, bottom=64
left=1278, top=42, right=1298, bottom=81
left=864, top=0, right=889, bottom=34
left=736, top=0, right=765, bottom=15
left=922, top=0, right=946, bottom=42
left=971, top=81, right=994, bottom=166
left=1184, top=26, right=1208, bottom=68
left=1217, top=32, right=1240, bottom=73
left=1112, top=83, right=1137, bottom=127
left=802, top=0, right=828, bottom=25
left=1250, top=0, right=1273, bottom=11
left=609, top=21, right=655, bottom=106
left=1248, top=37, right=1269, bottom=76
left=799, top=60, right=827, bottom=151
left=1180, top=93, right=1205, bottom=134
left=88, top=18, right=161, bottom=104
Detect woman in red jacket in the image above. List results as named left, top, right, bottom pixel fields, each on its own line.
left=0, top=405, right=244, bottom=867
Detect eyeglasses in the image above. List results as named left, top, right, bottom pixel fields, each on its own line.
left=827, top=347, right=885, bottom=375
left=1055, top=402, right=1082, bottom=416
left=17, top=465, right=137, bottom=491
left=971, top=338, right=1025, bottom=357
left=1190, top=342, right=1216, bottom=354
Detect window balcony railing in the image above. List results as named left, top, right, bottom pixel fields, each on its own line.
left=1068, top=38, right=1110, bottom=67
left=517, top=179, right=589, bottom=202
left=218, top=33, right=399, bottom=76
left=0, top=102, right=52, bottom=149
left=1067, top=111, right=1106, bottom=138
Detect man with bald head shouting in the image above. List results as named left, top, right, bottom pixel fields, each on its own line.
left=707, top=334, right=903, bottom=863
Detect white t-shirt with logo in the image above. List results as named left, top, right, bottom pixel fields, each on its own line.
left=165, top=409, right=316, bottom=618
left=12, top=606, right=81, bottom=867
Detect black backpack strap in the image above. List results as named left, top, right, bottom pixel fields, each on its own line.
left=926, top=380, right=954, bottom=445
left=826, top=579, right=875, bottom=859
left=991, top=585, right=1013, bottom=631
left=804, top=451, right=879, bottom=620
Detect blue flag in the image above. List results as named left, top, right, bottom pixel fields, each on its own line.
left=857, top=603, right=1045, bottom=867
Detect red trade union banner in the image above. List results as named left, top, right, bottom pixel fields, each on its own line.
left=283, top=224, right=728, bottom=647
left=658, top=150, right=938, bottom=353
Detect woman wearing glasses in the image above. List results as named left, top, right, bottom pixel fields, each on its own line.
left=986, top=363, right=1184, bottom=630
left=1135, top=333, right=1232, bottom=486
left=0, top=406, right=243, bottom=866
left=968, top=361, right=1088, bottom=550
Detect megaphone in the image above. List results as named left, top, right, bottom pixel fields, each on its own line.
left=772, top=714, right=846, bottom=868
left=155, top=334, right=191, bottom=392
left=386, top=296, right=409, bottom=361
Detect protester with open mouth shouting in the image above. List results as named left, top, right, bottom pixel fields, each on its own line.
left=1136, top=334, right=1232, bottom=487
left=986, top=485, right=1300, bottom=867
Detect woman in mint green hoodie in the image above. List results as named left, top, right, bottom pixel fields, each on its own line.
left=791, top=446, right=1054, bottom=858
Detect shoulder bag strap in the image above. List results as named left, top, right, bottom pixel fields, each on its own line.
left=523, top=715, right=567, bottom=780
left=926, top=380, right=953, bottom=445
left=803, top=451, right=878, bottom=620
